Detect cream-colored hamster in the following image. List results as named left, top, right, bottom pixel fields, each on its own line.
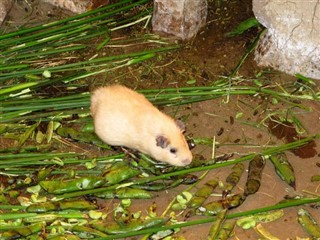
left=90, top=85, right=192, bottom=167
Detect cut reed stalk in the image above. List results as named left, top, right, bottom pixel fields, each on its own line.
left=1, top=82, right=318, bottom=123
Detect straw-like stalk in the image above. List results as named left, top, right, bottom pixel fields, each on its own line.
left=0, top=0, right=171, bottom=105
left=0, top=152, right=124, bottom=170
left=1, top=80, right=318, bottom=123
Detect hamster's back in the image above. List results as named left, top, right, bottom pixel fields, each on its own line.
left=90, top=84, right=163, bottom=147
left=90, top=85, right=154, bottom=116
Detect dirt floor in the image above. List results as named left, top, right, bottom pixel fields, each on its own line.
left=1, top=0, right=320, bottom=239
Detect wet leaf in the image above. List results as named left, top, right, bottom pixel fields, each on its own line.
left=42, top=70, right=51, bottom=78
left=35, top=130, right=44, bottom=144
left=298, top=208, right=320, bottom=238
left=198, top=194, right=245, bottom=216
left=208, top=210, right=227, bottom=240
left=311, top=175, right=320, bottom=182
left=103, top=162, right=140, bottom=185
left=226, top=18, right=260, bottom=37
left=225, top=163, right=245, bottom=193
left=89, top=210, right=103, bottom=219
left=26, top=200, right=96, bottom=213
left=244, top=155, right=265, bottom=196
left=40, top=177, right=105, bottom=194
left=17, top=122, right=39, bottom=148
left=93, top=217, right=167, bottom=234
left=254, top=223, right=280, bottom=240
left=188, top=179, right=218, bottom=209
left=26, top=185, right=41, bottom=194
left=95, top=188, right=152, bottom=199
left=269, top=153, right=295, bottom=189
left=46, top=121, right=54, bottom=143
left=237, top=210, right=284, bottom=229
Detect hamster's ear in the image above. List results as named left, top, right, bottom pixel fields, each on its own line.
left=156, top=135, right=169, bottom=148
left=175, top=120, right=186, bottom=133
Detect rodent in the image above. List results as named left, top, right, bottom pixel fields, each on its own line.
left=90, top=85, right=192, bottom=167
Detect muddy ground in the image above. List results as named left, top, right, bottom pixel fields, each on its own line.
left=1, top=0, right=320, bottom=239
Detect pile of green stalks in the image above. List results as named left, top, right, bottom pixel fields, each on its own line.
left=1, top=0, right=320, bottom=239
left=2, top=77, right=319, bottom=123
left=0, top=0, right=177, bottom=101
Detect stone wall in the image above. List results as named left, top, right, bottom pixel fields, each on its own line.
left=41, top=0, right=94, bottom=13
left=152, top=0, right=207, bottom=40
left=0, top=0, right=13, bottom=25
left=253, top=0, right=320, bottom=80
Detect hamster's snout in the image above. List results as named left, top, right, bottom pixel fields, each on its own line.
left=181, top=158, right=192, bottom=166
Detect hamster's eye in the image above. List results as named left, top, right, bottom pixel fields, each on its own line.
left=170, top=148, right=177, bottom=154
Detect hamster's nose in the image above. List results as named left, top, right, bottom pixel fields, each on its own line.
left=182, top=158, right=192, bottom=165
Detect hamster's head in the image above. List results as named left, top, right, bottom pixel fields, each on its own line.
left=150, top=120, right=193, bottom=167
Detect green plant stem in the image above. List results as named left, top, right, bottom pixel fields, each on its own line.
left=1, top=82, right=318, bottom=122
left=229, top=29, right=265, bottom=77
left=227, top=197, right=320, bottom=219
left=2, top=45, right=86, bottom=62
left=0, top=213, right=38, bottom=220
left=3, top=25, right=92, bottom=55
left=1, top=46, right=178, bottom=81
left=0, top=152, right=124, bottom=168
left=0, top=0, right=149, bottom=43
left=0, top=205, right=26, bottom=210
left=0, top=211, right=87, bottom=221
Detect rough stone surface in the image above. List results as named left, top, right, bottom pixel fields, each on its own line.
left=0, top=0, right=13, bottom=26
left=41, top=0, right=93, bottom=13
left=152, top=0, right=207, bottom=40
left=253, top=0, right=320, bottom=80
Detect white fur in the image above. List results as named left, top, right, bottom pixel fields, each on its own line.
left=90, top=85, right=192, bottom=166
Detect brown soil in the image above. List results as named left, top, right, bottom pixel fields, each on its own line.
left=1, top=0, right=320, bottom=239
